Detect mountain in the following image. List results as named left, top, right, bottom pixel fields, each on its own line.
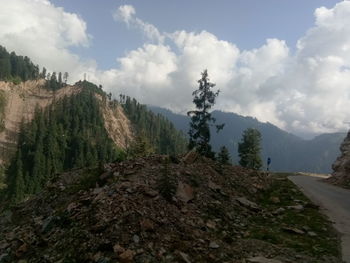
left=149, top=106, right=346, bottom=173
left=0, top=80, right=186, bottom=203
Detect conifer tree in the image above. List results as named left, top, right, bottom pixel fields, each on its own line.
left=217, top=146, right=230, bottom=165
left=238, top=128, right=262, bottom=170
left=187, top=70, right=224, bottom=158
left=13, top=150, right=25, bottom=202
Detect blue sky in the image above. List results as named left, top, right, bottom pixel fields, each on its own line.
left=0, top=0, right=349, bottom=137
left=51, top=0, right=336, bottom=70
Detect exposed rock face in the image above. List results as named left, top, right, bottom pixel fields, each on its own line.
left=0, top=80, right=81, bottom=165
left=95, top=94, right=134, bottom=149
left=0, top=80, right=133, bottom=165
left=329, top=131, right=350, bottom=187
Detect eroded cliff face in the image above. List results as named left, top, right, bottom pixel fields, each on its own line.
left=0, top=80, right=82, bottom=164
left=0, top=80, right=133, bottom=165
left=95, top=94, right=134, bottom=149
left=329, top=131, right=350, bottom=187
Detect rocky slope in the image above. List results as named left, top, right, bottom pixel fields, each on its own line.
left=328, top=131, right=350, bottom=187
left=0, top=80, right=133, bottom=165
left=0, top=154, right=341, bottom=263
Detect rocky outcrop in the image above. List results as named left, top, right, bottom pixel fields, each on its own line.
left=328, top=131, right=350, bottom=187
left=0, top=80, right=81, bottom=164
left=0, top=80, right=134, bottom=165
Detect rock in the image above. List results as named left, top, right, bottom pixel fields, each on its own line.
left=209, top=241, right=220, bottom=249
left=144, top=188, right=159, bottom=197
left=208, top=181, right=221, bottom=191
left=16, top=242, right=28, bottom=257
left=0, top=253, right=10, bottom=263
left=236, top=197, right=259, bottom=211
left=66, top=202, right=79, bottom=212
left=119, top=249, right=135, bottom=263
left=133, top=234, right=140, bottom=244
left=308, top=231, right=318, bottom=237
left=282, top=227, right=305, bottom=235
left=140, top=218, right=155, bottom=231
left=179, top=251, right=191, bottom=263
left=206, top=220, right=216, bottom=229
left=176, top=182, right=194, bottom=203
left=183, top=150, right=199, bottom=164
left=272, top=207, right=285, bottom=215
left=286, top=204, right=304, bottom=211
left=113, top=244, right=125, bottom=254
left=41, top=216, right=57, bottom=233
left=330, top=131, right=350, bottom=186
left=247, top=256, right=282, bottom=263
left=269, top=196, right=280, bottom=204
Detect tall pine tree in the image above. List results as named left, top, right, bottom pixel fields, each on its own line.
left=187, top=70, right=224, bottom=158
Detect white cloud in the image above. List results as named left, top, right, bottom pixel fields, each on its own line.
left=106, top=2, right=350, bottom=136
left=0, top=0, right=95, bottom=81
left=113, top=5, right=164, bottom=43
left=2, top=0, right=350, bottom=136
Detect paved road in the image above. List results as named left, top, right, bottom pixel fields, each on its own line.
left=289, top=175, right=350, bottom=263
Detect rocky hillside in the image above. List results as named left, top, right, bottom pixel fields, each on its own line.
left=328, top=131, right=350, bottom=187
left=0, top=154, right=341, bottom=263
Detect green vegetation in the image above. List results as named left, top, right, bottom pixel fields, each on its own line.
left=121, top=95, right=187, bottom=156
left=0, top=45, right=39, bottom=82
left=248, top=173, right=340, bottom=258
left=0, top=45, right=68, bottom=91
left=158, top=158, right=177, bottom=201
left=217, top=145, right=231, bottom=165
left=187, top=70, right=224, bottom=158
left=238, top=128, right=262, bottom=170
left=5, top=85, right=124, bottom=203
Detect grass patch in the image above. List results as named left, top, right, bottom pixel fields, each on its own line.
left=248, top=173, right=341, bottom=258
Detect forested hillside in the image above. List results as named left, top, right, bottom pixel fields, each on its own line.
left=0, top=77, right=187, bottom=203
left=0, top=45, right=39, bottom=83
left=121, top=96, right=187, bottom=156
left=5, top=86, right=123, bottom=202
left=149, top=106, right=345, bottom=173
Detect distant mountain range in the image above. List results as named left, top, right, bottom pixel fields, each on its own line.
left=149, top=106, right=346, bottom=173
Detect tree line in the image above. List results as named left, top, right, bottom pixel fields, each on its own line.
left=0, top=45, right=68, bottom=90
left=120, top=95, right=187, bottom=156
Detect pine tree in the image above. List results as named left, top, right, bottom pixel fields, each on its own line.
left=238, top=128, right=262, bottom=170
left=187, top=70, right=224, bottom=158
left=13, top=150, right=25, bottom=202
left=217, top=146, right=230, bottom=165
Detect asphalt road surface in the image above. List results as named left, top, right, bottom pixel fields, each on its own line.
left=289, top=175, right=350, bottom=263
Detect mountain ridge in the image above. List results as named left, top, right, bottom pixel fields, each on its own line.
left=148, top=106, right=346, bottom=173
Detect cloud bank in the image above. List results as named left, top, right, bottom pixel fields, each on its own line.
left=1, top=0, right=350, bottom=136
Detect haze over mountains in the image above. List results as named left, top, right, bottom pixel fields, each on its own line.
left=149, top=106, right=346, bottom=173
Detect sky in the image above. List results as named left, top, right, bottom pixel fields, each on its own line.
left=0, top=0, right=349, bottom=138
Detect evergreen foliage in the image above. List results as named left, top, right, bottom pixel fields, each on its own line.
left=0, top=45, right=39, bottom=82
left=6, top=86, right=123, bottom=202
left=187, top=70, right=224, bottom=158
left=217, top=146, right=231, bottom=165
left=121, top=96, right=187, bottom=156
left=238, top=128, right=262, bottom=170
